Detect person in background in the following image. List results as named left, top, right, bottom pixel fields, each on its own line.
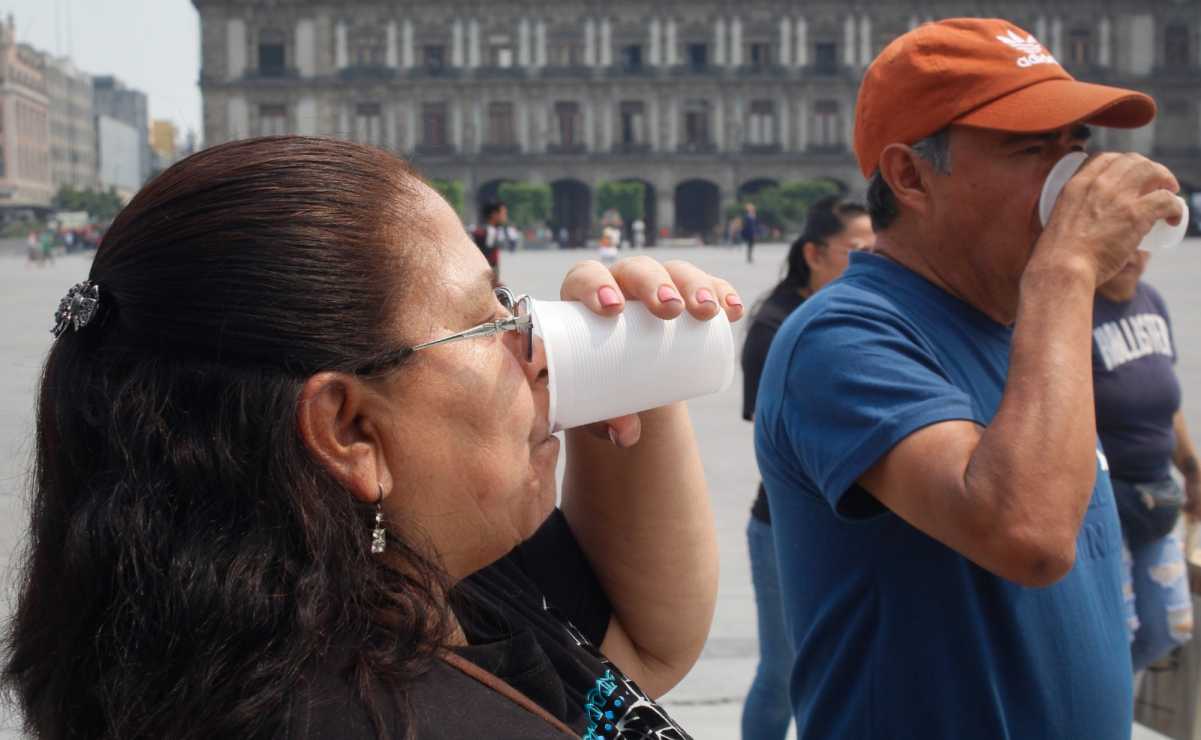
left=739, top=196, right=873, bottom=740
left=741, top=204, right=758, bottom=263
left=472, top=201, right=507, bottom=281
left=1091, top=248, right=1200, bottom=676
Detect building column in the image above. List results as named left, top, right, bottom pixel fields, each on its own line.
left=405, top=104, right=416, bottom=151
left=649, top=18, right=662, bottom=66
left=403, top=20, right=415, bottom=68
left=649, top=96, right=661, bottom=151
left=468, top=18, right=480, bottom=68
left=228, top=18, right=246, bottom=80
left=601, top=97, right=613, bottom=151
left=386, top=21, right=399, bottom=68
left=1050, top=17, right=1063, bottom=60
left=1035, top=16, right=1047, bottom=45
left=730, top=17, right=743, bottom=67
left=667, top=96, right=679, bottom=150
left=795, top=18, right=808, bottom=67
left=227, top=96, right=248, bottom=141
left=843, top=15, right=855, bottom=67
left=296, top=19, right=316, bottom=77
left=714, top=98, right=725, bottom=151
left=452, top=19, right=464, bottom=67
left=1097, top=16, right=1111, bottom=67
left=778, top=17, right=792, bottom=67
left=600, top=17, right=612, bottom=66
left=778, top=97, right=789, bottom=150
left=519, top=18, right=531, bottom=67
left=518, top=104, right=529, bottom=152
left=584, top=18, right=597, bottom=67
left=657, top=188, right=675, bottom=236
left=451, top=101, right=463, bottom=151
left=535, top=19, right=547, bottom=68
left=796, top=98, right=808, bottom=150
left=715, top=18, right=727, bottom=67
left=859, top=15, right=872, bottom=67
left=335, top=20, right=348, bottom=69
left=665, top=18, right=678, bottom=66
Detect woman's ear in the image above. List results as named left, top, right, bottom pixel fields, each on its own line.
left=296, top=372, right=391, bottom=503
left=802, top=241, right=824, bottom=272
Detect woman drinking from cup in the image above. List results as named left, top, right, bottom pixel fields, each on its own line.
left=4, top=136, right=743, bottom=739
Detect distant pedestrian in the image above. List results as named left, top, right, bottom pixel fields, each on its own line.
left=471, top=201, right=506, bottom=282
left=39, top=230, right=55, bottom=266
left=741, top=204, right=757, bottom=263
left=632, top=218, right=646, bottom=248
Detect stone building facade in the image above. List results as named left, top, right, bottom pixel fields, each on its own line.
left=0, top=17, right=52, bottom=209
left=44, top=55, right=98, bottom=192
left=194, top=0, right=1201, bottom=242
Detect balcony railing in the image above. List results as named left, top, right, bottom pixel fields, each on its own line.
left=539, top=64, right=594, bottom=79
left=338, top=65, right=398, bottom=81
left=474, top=66, right=527, bottom=80
left=678, top=141, right=718, bottom=154
left=736, top=63, right=787, bottom=78
left=611, top=142, right=652, bottom=155
left=547, top=143, right=588, bottom=155
left=413, top=143, right=456, bottom=157
left=243, top=66, right=300, bottom=81
left=481, top=143, right=522, bottom=156
left=743, top=143, right=783, bottom=154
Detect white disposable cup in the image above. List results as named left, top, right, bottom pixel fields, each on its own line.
left=530, top=299, right=735, bottom=432
left=1039, top=151, right=1189, bottom=251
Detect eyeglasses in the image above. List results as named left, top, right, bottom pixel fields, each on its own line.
left=412, top=286, right=533, bottom=361
left=354, top=287, right=533, bottom=375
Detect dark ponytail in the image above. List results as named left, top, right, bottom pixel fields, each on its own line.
left=772, top=195, right=868, bottom=299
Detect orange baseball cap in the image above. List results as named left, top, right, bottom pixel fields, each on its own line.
left=853, top=18, right=1156, bottom=178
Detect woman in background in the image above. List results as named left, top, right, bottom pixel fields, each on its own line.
left=739, top=196, right=874, bottom=739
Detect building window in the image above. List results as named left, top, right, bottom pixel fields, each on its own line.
left=683, top=99, right=711, bottom=148
left=489, top=36, right=514, bottom=68
left=814, top=41, right=837, bottom=75
left=422, top=102, right=447, bottom=147
left=550, top=39, right=584, bottom=66
left=620, top=101, right=646, bottom=146
left=686, top=43, right=708, bottom=70
left=487, top=102, right=516, bottom=148
left=812, top=99, right=841, bottom=149
left=350, top=26, right=386, bottom=67
left=423, top=45, right=446, bottom=71
left=622, top=44, right=643, bottom=70
left=258, top=104, right=288, bottom=136
left=747, top=100, right=776, bottom=146
left=1068, top=29, right=1091, bottom=66
left=258, top=29, right=287, bottom=76
left=1165, top=24, right=1191, bottom=67
left=748, top=42, right=773, bottom=67
left=552, top=102, right=581, bottom=148
left=355, top=103, right=383, bottom=146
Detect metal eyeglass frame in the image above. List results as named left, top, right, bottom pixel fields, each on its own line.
left=409, top=286, right=533, bottom=362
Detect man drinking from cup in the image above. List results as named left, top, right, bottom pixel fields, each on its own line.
left=754, top=18, right=1185, bottom=739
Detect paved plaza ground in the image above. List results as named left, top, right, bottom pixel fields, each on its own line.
left=0, top=242, right=1195, bottom=738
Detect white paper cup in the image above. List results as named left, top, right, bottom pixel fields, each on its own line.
left=1039, top=151, right=1189, bottom=251
left=531, top=299, right=735, bottom=432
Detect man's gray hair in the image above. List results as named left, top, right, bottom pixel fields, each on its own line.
left=866, top=127, right=952, bottom=230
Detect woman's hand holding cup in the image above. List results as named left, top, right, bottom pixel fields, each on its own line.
left=555, top=256, right=744, bottom=447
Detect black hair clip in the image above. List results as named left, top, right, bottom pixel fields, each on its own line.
left=52, top=281, right=100, bottom=339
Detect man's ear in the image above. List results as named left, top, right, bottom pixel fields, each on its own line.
left=878, top=142, right=937, bottom=219
left=296, top=372, right=391, bottom=504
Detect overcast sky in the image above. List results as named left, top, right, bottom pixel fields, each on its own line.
left=3, top=0, right=201, bottom=141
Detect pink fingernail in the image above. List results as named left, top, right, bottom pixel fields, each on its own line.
left=608, top=426, right=621, bottom=447
left=598, top=285, right=621, bottom=307
left=657, top=285, right=683, bottom=304
left=726, top=294, right=743, bottom=307
left=696, top=288, right=716, bottom=305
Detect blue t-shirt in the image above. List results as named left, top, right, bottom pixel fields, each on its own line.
left=1093, top=282, right=1180, bottom=483
left=755, top=252, right=1131, bottom=740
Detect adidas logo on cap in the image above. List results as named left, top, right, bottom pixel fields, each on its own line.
left=996, top=29, right=1058, bottom=68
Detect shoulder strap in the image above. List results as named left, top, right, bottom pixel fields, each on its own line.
left=438, top=651, right=578, bottom=738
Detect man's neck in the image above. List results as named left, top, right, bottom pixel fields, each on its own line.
left=872, top=232, right=1015, bottom=325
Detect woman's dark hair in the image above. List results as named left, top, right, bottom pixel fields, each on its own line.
left=771, top=195, right=868, bottom=300
left=4, top=136, right=452, bottom=739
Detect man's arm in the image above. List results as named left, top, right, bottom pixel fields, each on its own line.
left=860, top=152, right=1183, bottom=587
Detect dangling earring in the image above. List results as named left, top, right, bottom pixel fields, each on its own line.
left=371, top=484, right=387, bottom=554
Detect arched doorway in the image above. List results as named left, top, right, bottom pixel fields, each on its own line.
left=619, top=178, right=657, bottom=246
left=477, top=179, right=515, bottom=223
left=552, top=179, right=592, bottom=248
left=674, top=179, right=721, bottom=241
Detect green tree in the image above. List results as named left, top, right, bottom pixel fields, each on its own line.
left=51, top=185, right=124, bottom=222
left=731, top=179, right=843, bottom=232
left=497, top=181, right=551, bottom=227
left=428, top=178, right=465, bottom=218
left=596, top=181, right=645, bottom=224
